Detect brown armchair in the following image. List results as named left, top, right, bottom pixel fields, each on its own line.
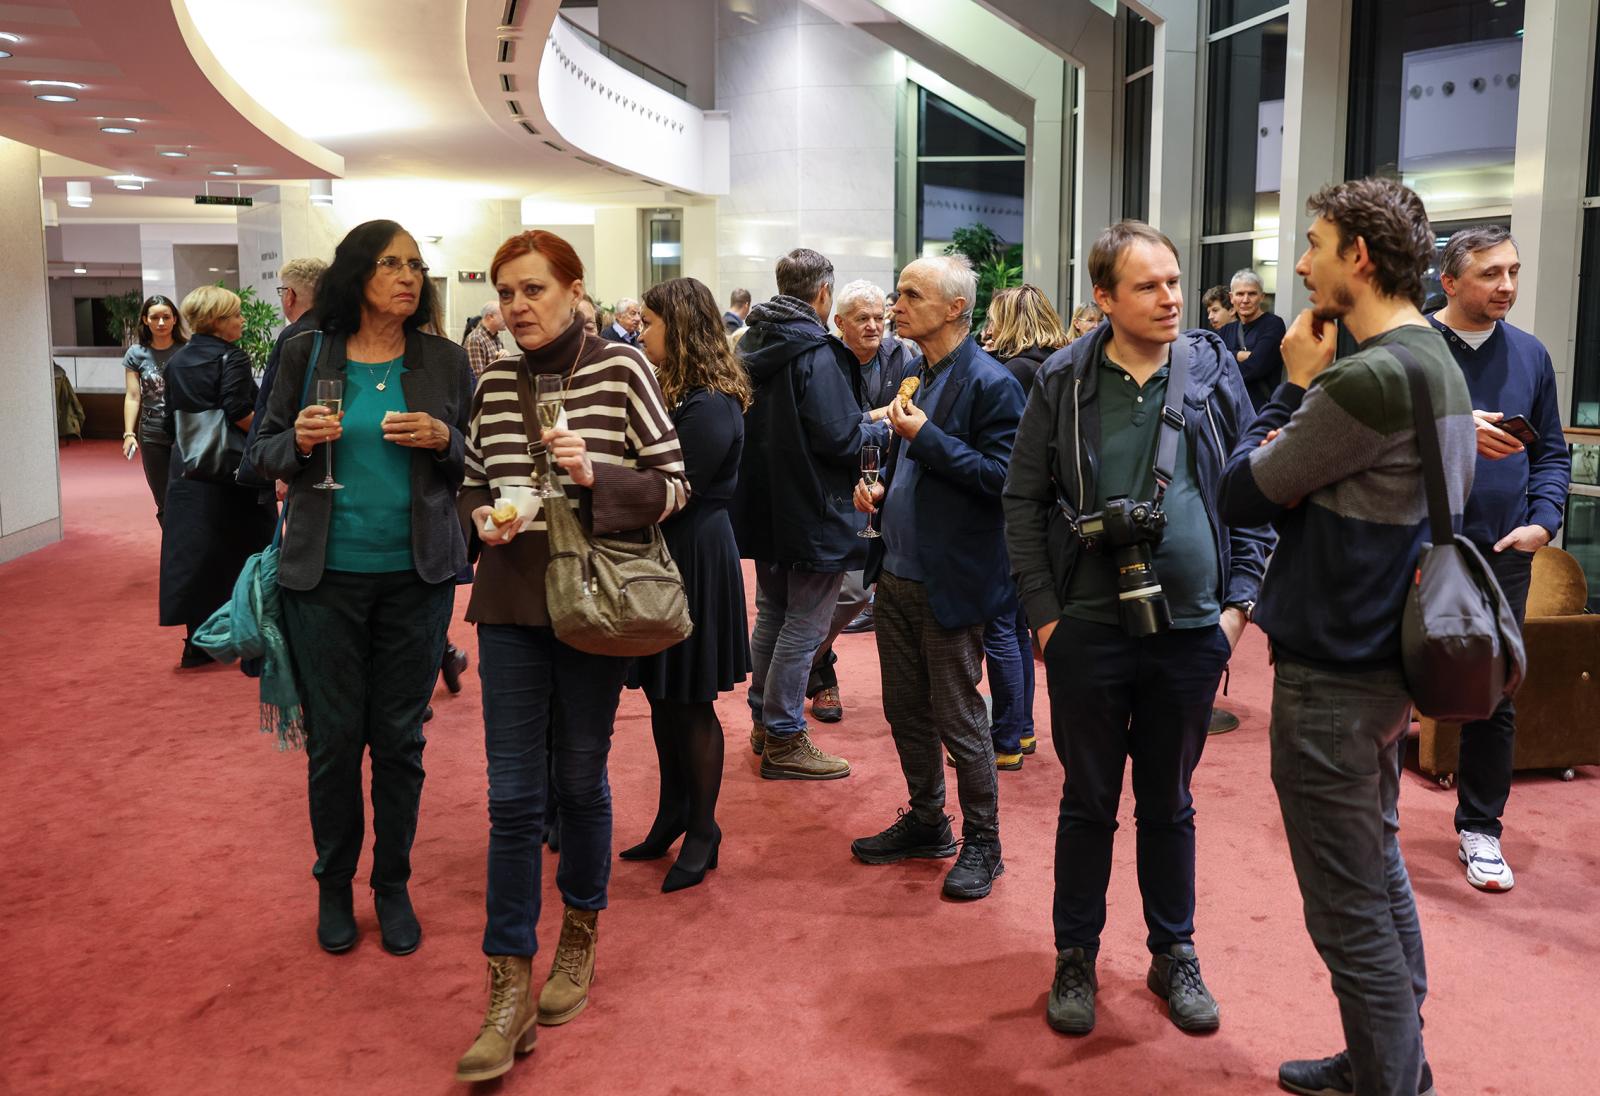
left=1417, top=546, right=1599, bottom=783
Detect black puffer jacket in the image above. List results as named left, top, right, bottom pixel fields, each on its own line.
left=733, top=296, right=877, bottom=570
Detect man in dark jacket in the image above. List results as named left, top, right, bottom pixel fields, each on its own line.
left=735, top=248, right=885, bottom=780
left=238, top=257, right=326, bottom=490
left=1003, top=221, right=1273, bottom=1037
left=850, top=255, right=1026, bottom=901
left=723, top=287, right=751, bottom=333
left=1220, top=269, right=1287, bottom=410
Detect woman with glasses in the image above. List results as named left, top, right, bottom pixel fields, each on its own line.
left=159, top=286, right=273, bottom=669
left=453, top=231, right=686, bottom=1084
left=249, top=220, right=474, bottom=958
left=122, top=294, right=187, bottom=525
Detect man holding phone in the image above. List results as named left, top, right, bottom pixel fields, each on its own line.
left=1429, top=225, right=1570, bottom=893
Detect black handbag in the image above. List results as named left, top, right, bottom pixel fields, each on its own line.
left=175, top=406, right=246, bottom=483
left=1393, top=342, right=1526, bottom=721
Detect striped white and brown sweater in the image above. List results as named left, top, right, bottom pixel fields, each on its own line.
left=458, top=319, right=688, bottom=626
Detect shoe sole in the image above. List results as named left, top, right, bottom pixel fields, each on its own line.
left=454, top=1021, right=538, bottom=1082
left=943, top=859, right=1005, bottom=899
left=1458, top=845, right=1514, bottom=891
left=996, top=756, right=1023, bottom=770
left=1046, top=1011, right=1094, bottom=1035
left=1146, top=970, right=1220, bottom=1032
left=380, top=931, right=421, bottom=957
left=318, top=935, right=357, bottom=955
left=1020, top=740, right=1038, bottom=755
left=1276, top=1079, right=1345, bottom=1096
left=760, top=763, right=851, bottom=780
left=812, top=709, right=843, bottom=723
left=851, top=841, right=958, bottom=865
left=537, top=995, right=588, bottom=1026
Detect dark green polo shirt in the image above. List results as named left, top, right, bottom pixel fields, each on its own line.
left=1061, top=347, right=1221, bottom=629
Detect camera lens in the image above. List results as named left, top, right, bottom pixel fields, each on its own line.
left=1114, top=542, right=1172, bottom=637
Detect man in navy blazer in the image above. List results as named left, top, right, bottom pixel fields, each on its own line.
left=850, top=254, right=1025, bottom=901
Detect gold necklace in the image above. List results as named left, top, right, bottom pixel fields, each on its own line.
left=354, top=356, right=399, bottom=391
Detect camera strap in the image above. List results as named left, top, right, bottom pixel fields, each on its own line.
left=1151, top=339, right=1189, bottom=505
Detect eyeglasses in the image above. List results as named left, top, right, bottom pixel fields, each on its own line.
left=275, top=285, right=290, bottom=298
left=375, top=256, right=429, bottom=276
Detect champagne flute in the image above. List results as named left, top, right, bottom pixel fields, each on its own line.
left=858, top=444, right=881, bottom=538
left=313, top=378, right=344, bottom=491
left=535, top=373, right=565, bottom=498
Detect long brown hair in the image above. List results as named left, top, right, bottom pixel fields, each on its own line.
left=641, top=278, right=752, bottom=411
left=987, top=284, right=1068, bottom=360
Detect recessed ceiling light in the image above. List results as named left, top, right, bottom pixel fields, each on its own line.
left=100, top=126, right=135, bottom=135
left=123, top=117, right=144, bottom=123
left=35, top=94, right=76, bottom=103
left=0, top=32, right=21, bottom=43
left=208, top=168, right=235, bottom=176
left=0, top=50, right=12, bottom=60
left=28, top=79, right=85, bottom=89
left=158, top=150, right=189, bottom=158
left=73, top=267, right=87, bottom=274
left=114, top=176, right=145, bottom=191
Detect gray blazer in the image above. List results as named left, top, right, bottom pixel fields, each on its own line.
left=250, top=327, right=475, bottom=591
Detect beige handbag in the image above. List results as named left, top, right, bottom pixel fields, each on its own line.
left=519, top=367, right=693, bottom=657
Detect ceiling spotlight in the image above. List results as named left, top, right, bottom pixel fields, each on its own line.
left=66, top=181, right=92, bottom=208
left=158, top=150, right=189, bottom=158
left=73, top=267, right=87, bottom=274
left=27, top=79, right=84, bottom=89
left=309, top=179, right=334, bottom=206
left=0, top=50, right=12, bottom=60
left=35, top=94, right=76, bottom=103
left=101, top=125, right=135, bottom=135
left=113, top=176, right=145, bottom=191
left=0, top=32, right=24, bottom=43
left=209, top=168, right=235, bottom=176
left=124, top=117, right=144, bottom=123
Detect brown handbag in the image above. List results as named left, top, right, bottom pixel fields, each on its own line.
left=518, top=366, right=693, bottom=657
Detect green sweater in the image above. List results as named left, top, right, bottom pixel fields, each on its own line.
left=325, top=358, right=413, bottom=573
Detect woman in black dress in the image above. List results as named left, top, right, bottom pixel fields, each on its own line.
left=159, top=286, right=275, bottom=668
left=624, top=277, right=752, bottom=892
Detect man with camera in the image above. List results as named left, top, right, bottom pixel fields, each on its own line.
left=1003, top=221, right=1272, bottom=1035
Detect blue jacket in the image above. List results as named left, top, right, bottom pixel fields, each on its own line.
left=1003, top=325, right=1275, bottom=633
left=864, top=336, right=1026, bottom=630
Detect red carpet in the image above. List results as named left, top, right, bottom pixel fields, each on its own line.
left=2, top=440, right=1595, bottom=1095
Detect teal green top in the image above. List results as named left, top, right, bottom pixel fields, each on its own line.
left=325, top=357, right=414, bottom=573
left=1061, top=347, right=1220, bottom=629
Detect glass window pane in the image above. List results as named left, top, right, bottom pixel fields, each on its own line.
left=1573, top=209, right=1600, bottom=427
left=1563, top=493, right=1600, bottom=612
left=1123, top=76, right=1152, bottom=223
left=1591, top=12, right=1600, bottom=195
left=918, top=160, right=1026, bottom=252
left=1125, top=11, right=1154, bottom=74
left=1203, top=17, right=1287, bottom=237
left=1346, top=0, right=1524, bottom=221
left=1211, top=0, right=1287, bottom=31
left=918, top=87, right=1025, bottom=158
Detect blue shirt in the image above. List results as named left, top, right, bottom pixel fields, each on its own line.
left=880, top=346, right=957, bottom=582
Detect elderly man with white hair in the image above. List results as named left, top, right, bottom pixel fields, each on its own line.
left=849, top=254, right=1026, bottom=901
left=1220, top=268, right=1286, bottom=409
left=605, top=297, right=642, bottom=345
left=464, top=301, right=508, bottom=380
left=803, top=279, right=914, bottom=721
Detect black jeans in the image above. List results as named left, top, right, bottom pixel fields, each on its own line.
left=281, top=569, right=453, bottom=894
left=1456, top=545, right=1534, bottom=838
left=139, top=440, right=171, bottom=526
left=1044, top=616, right=1230, bottom=954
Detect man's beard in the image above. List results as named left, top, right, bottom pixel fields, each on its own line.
left=1311, top=281, right=1355, bottom=322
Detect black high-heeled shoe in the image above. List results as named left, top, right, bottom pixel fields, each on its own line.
left=662, top=829, right=720, bottom=893
left=619, top=818, right=686, bottom=861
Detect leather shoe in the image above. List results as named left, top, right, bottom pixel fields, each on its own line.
left=317, top=887, right=358, bottom=954
left=841, top=605, right=874, bottom=634
left=1277, top=1050, right=1436, bottom=1095
left=441, top=644, right=469, bottom=694
left=375, top=890, right=422, bottom=956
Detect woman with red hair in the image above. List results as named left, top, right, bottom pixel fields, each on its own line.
left=454, top=231, right=688, bottom=1084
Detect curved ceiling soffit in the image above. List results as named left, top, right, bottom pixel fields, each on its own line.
left=0, top=0, right=341, bottom=181
left=463, top=0, right=728, bottom=197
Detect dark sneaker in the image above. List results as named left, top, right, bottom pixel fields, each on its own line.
left=1278, top=1051, right=1436, bottom=1095
left=1046, top=947, right=1098, bottom=1034
left=760, top=731, right=850, bottom=780
left=1146, top=943, right=1220, bottom=1032
left=941, top=841, right=1004, bottom=899
left=851, top=809, right=957, bottom=864
left=810, top=686, right=843, bottom=723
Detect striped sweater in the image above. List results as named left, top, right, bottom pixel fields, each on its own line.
left=458, top=319, right=688, bottom=627
left=1217, top=323, right=1474, bottom=667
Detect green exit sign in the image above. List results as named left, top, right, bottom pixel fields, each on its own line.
left=194, top=195, right=253, bottom=207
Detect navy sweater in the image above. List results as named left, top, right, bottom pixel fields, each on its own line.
left=1427, top=315, right=1569, bottom=545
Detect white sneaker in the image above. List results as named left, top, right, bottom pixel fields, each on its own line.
left=1458, top=831, right=1515, bottom=892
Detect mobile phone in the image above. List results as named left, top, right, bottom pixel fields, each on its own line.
left=1497, top=414, right=1539, bottom=447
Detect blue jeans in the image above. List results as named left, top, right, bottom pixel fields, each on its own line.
left=747, top=563, right=844, bottom=738
left=1270, top=658, right=1428, bottom=1096
left=983, top=604, right=1034, bottom=753
left=477, top=624, right=630, bottom=957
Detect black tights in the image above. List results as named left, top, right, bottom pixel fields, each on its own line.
left=639, top=697, right=724, bottom=867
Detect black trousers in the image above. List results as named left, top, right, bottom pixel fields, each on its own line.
left=1456, top=545, right=1534, bottom=838
left=281, top=569, right=454, bottom=894
left=139, top=440, right=171, bottom=526
left=1045, top=616, right=1230, bottom=954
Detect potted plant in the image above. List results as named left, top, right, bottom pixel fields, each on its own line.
left=943, top=224, right=1024, bottom=329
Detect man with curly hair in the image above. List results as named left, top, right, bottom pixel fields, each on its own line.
left=1220, top=178, right=1473, bottom=1096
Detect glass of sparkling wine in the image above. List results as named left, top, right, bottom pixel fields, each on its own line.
left=313, top=378, right=344, bottom=491
left=535, top=374, right=565, bottom=497
left=858, top=444, right=881, bottom=538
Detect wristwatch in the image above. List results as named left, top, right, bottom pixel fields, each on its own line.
left=1224, top=600, right=1255, bottom=621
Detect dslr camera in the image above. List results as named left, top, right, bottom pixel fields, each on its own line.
left=1077, top=495, right=1171, bottom=637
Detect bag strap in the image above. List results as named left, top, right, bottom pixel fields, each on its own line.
left=273, top=332, right=325, bottom=549
left=1151, top=337, right=1190, bottom=504
left=1390, top=338, right=1454, bottom=545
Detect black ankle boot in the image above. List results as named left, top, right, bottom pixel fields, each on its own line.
left=374, top=889, right=421, bottom=956
left=317, top=887, right=358, bottom=954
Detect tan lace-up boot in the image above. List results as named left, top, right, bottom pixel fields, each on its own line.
left=454, top=955, right=537, bottom=1082
left=537, top=906, right=598, bottom=1025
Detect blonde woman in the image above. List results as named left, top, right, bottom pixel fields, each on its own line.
left=1069, top=302, right=1104, bottom=340
left=988, top=284, right=1069, bottom=398
left=159, top=285, right=274, bottom=668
